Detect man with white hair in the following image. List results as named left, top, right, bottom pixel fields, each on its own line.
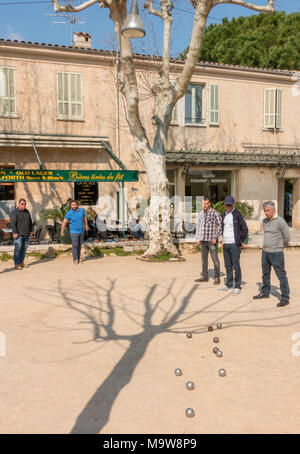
left=253, top=201, right=290, bottom=307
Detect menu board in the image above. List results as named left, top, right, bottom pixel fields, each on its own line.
left=74, top=182, right=99, bottom=206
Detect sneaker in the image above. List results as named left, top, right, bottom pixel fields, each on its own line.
left=213, top=278, right=221, bottom=285
left=218, top=285, right=231, bottom=292
left=277, top=299, right=289, bottom=307
left=21, top=263, right=29, bottom=268
left=232, top=288, right=241, bottom=296
left=195, top=277, right=208, bottom=283
left=15, top=265, right=23, bottom=270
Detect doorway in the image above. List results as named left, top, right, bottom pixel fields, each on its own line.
left=284, top=179, right=293, bottom=226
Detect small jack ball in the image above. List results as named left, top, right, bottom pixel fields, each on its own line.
left=213, top=347, right=219, bottom=354
left=175, top=368, right=182, bottom=376
left=208, top=325, right=213, bottom=332
left=217, top=323, right=223, bottom=329
left=186, top=332, right=192, bottom=339
left=185, top=408, right=195, bottom=418
left=213, top=337, right=219, bottom=343
left=219, top=368, right=226, bottom=377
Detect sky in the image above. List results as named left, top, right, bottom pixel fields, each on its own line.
left=0, top=0, right=299, bottom=57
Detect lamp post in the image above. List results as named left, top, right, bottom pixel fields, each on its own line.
left=121, top=0, right=146, bottom=39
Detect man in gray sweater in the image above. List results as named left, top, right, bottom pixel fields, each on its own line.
left=253, top=201, right=290, bottom=307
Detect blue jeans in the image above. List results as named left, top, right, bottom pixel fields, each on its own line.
left=14, top=235, right=30, bottom=266
left=70, top=233, right=84, bottom=263
left=223, top=243, right=241, bottom=289
left=261, top=251, right=290, bottom=301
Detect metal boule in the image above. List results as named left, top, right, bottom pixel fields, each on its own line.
left=185, top=408, right=195, bottom=418
left=217, top=323, right=222, bottom=329
left=219, top=368, right=226, bottom=377
left=186, top=332, right=192, bottom=339
left=208, top=325, right=213, bottom=332
left=213, top=347, right=219, bottom=354
left=175, top=368, right=182, bottom=376
left=213, top=337, right=219, bottom=343
left=186, top=381, right=194, bottom=390
left=216, top=350, right=223, bottom=358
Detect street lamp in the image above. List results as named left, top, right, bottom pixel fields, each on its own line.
left=121, top=0, right=146, bottom=39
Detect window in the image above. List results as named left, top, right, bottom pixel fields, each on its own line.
left=0, top=67, right=17, bottom=117
left=57, top=72, right=83, bottom=120
left=185, top=84, right=205, bottom=125
left=209, top=84, right=220, bottom=125
left=264, top=88, right=282, bottom=129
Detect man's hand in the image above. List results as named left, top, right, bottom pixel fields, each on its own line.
left=197, top=241, right=200, bottom=245
left=211, top=238, right=217, bottom=245
left=61, top=231, right=65, bottom=237
left=30, top=232, right=33, bottom=237
left=285, top=242, right=290, bottom=247
left=241, top=243, right=246, bottom=248
left=13, top=234, right=18, bottom=239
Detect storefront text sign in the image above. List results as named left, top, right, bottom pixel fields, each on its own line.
left=0, top=169, right=139, bottom=182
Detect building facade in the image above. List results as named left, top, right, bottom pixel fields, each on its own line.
left=1, top=35, right=300, bottom=233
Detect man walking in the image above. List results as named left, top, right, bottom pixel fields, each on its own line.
left=61, top=200, right=88, bottom=264
left=10, top=198, right=33, bottom=270
left=219, top=196, right=248, bottom=295
left=195, top=197, right=222, bottom=284
left=253, top=201, right=290, bottom=307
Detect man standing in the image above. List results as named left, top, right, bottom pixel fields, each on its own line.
left=10, top=198, right=33, bottom=270
left=219, top=196, right=248, bottom=295
left=61, top=200, right=88, bottom=264
left=253, top=201, right=290, bottom=307
left=195, top=197, right=222, bottom=284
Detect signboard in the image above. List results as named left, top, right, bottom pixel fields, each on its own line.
left=74, top=182, right=98, bottom=205
left=0, top=169, right=139, bottom=182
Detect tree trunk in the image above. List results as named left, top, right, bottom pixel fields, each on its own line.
left=141, top=150, right=179, bottom=258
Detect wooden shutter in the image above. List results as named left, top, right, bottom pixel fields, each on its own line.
left=0, top=67, right=16, bottom=116
left=57, top=72, right=82, bottom=119
left=264, top=88, right=276, bottom=128
left=209, top=84, right=220, bottom=125
left=275, top=89, right=282, bottom=129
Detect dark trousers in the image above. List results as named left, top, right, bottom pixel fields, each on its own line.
left=14, top=235, right=30, bottom=266
left=70, top=233, right=84, bottom=263
left=223, top=243, right=241, bottom=289
left=200, top=241, right=220, bottom=278
left=261, top=250, right=290, bottom=301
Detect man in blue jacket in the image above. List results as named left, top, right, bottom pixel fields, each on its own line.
left=219, top=196, right=248, bottom=295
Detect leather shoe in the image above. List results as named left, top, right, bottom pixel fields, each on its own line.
left=277, top=299, right=289, bottom=307
left=253, top=293, right=269, bottom=300
left=195, top=277, right=208, bottom=282
left=213, top=278, right=220, bottom=285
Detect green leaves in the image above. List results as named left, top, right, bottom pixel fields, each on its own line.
left=196, top=12, right=300, bottom=70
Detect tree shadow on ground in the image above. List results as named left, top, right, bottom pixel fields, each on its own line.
left=55, top=278, right=199, bottom=434
left=27, top=277, right=300, bottom=434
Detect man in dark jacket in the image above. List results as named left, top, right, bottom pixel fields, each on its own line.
left=219, top=196, right=248, bottom=295
left=10, top=198, right=33, bottom=270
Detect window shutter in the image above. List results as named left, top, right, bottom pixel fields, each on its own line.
left=264, top=88, right=276, bottom=128
left=210, top=84, right=219, bottom=125
left=57, top=72, right=82, bottom=119
left=275, top=89, right=282, bottom=129
left=0, top=67, right=16, bottom=116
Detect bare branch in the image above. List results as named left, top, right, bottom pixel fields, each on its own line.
left=212, top=0, right=275, bottom=13
left=144, top=0, right=163, bottom=18
left=52, top=0, right=101, bottom=12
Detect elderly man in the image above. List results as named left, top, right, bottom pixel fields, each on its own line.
left=253, top=201, right=290, bottom=307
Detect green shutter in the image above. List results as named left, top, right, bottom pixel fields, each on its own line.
left=210, top=84, right=219, bottom=125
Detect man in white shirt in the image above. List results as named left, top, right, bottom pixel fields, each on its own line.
left=219, top=196, right=248, bottom=295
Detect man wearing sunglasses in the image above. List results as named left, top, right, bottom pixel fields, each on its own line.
left=10, top=198, right=33, bottom=270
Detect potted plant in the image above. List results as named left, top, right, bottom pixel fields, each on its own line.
left=40, top=200, right=72, bottom=244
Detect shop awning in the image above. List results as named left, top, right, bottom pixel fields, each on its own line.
left=166, top=150, right=300, bottom=167
left=0, top=133, right=109, bottom=149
